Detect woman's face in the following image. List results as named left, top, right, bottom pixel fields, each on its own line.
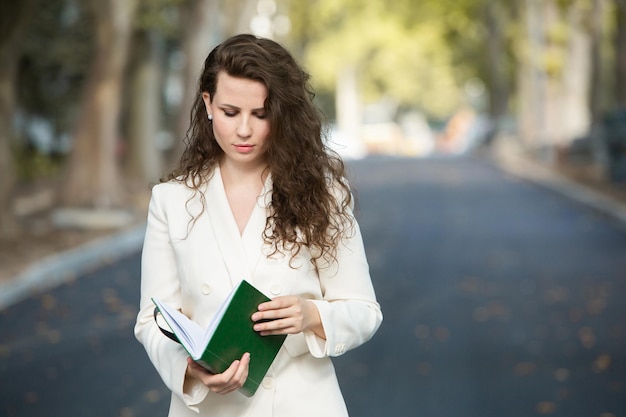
left=202, top=71, right=270, bottom=170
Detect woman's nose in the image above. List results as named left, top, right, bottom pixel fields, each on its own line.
left=237, top=117, right=252, bottom=137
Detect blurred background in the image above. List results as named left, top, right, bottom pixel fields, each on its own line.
left=2, top=0, right=626, bottom=236
left=1, top=1, right=626, bottom=416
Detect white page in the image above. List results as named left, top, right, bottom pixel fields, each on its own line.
left=201, top=284, right=239, bottom=348
left=152, top=298, right=205, bottom=356
left=153, top=282, right=243, bottom=359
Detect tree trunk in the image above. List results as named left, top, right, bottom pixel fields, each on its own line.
left=558, top=0, right=592, bottom=144
left=233, top=0, right=258, bottom=35
left=589, top=0, right=610, bottom=175
left=60, top=0, right=138, bottom=208
left=126, top=30, right=164, bottom=185
left=335, top=65, right=362, bottom=144
left=0, top=0, right=35, bottom=238
left=615, top=0, right=626, bottom=107
left=169, top=0, right=220, bottom=169
left=590, top=0, right=608, bottom=124
left=484, top=1, right=509, bottom=143
left=518, top=0, right=548, bottom=151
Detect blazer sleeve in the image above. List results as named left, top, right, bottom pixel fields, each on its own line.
left=304, top=203, right=383, bottom=358
left=133, top=184, right=209, bottom=412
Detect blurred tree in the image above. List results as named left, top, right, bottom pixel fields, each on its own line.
left=126, top=30, right=166, bottom=185
left=484, top=1, right=511, bottom=139
left=589, top=0, right=610, bottom=125
left=289, top=0, right=464, bottom=142
left=0, top=0, right=36, bottom=238
left=17, top=0, right=94, bottom=147
left=125, top=0, right=182, bottom=184
left=170, top=0, right=221, bottom=168
left=289, top=0, right=520, bottom=128
left=615, top=0, right=626, bottom=106
left=59, top=0, right=138, bottom=208
left=402, top=0, right=517, bottom=138
left=588, top=0, right=611, bottom=172
left=516, top=0, right=606, bottom=156
left=222, top=0, right=258, bottom=35
left=560, top=0, right=596, bottom=142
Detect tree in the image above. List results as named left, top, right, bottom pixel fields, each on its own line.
left=125, top=0, right=183, bottom=185
left=615, top=0, right=626, bottom=107
left=484, top=1, right=513, bottom=140
left=126, top=30, right=166, bottom=185
left=169, top=0, right=221, bottom=168
left=290, top=0, right=464, bottom=125
left=59, top=0, right=138, bottom=209
left=588, top=0, right=611, bottom=173
left=0, top=0, right=36, bottom=238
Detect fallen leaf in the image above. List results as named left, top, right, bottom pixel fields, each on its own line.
left=143, top=390, right=161, bottom=403
left=536, top=401, right=556, bottom=414
left=40, top=294, right=57, bottom=311
left=514, top=362, right=537, bottom=376
left=578, top=327, right=595, bottom=349
left=434, top=326, right=450, bottom=342
left=592, top=354, right=611, bottom=373
left=415, top=324, right=430, bottom=340
left=587, top=298, right=607, bottom=316
left=416, top=362, right=431, bottom=376
left=118, top=407, right=133, bottom=417
left=553, top=368, right=570, bottom=382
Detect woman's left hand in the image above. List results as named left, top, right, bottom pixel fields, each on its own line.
left=252, top=296, right=326, bottom=339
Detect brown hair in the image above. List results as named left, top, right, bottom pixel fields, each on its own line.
left=165, top=34, right=353, bottom=266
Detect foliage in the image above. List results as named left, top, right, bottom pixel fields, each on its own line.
left=289, top=1, right=466, bottom=118
left=18, top=0, right=93, bottom=137
left=134, top=0, right=184, bottom=35
left=288, top=0, right=521, bottom=119
left=13, top=145, right=62, bottom=182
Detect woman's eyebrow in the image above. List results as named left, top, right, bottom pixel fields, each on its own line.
left=219, top=103, right=265, bottom=112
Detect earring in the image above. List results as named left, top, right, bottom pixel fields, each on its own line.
left=207, top=114, right=213, bottom=121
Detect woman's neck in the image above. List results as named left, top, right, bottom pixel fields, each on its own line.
left=218, top=159, right=268, bottom=235
left=219, top=159, right=268, bottom=191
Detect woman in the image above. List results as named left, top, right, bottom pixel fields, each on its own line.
left=134, top=34, right=382, bottom=417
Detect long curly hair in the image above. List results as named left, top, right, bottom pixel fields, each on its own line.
left=164, top=34, right=354, bottom=267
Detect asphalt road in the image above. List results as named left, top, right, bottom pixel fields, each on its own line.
left=1, top=155, right=625, bottom=417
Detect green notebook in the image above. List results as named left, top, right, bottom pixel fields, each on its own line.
left=152, top=280, right=287, bottom=397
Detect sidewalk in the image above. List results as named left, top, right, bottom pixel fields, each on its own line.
left=1, top=142, right=625, bottom=311
left=0, top=223, right=146, bottom=310
left=483, top=139, right=626, bottom=228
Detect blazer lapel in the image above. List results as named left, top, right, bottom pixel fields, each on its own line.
left=204, top=167, right=271, bottom=286
left=205, top=167, right=247, bottom=287
left=241, top=174, right=272, bottom=281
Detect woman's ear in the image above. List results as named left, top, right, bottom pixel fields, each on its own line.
left=201, top=92, right=212, bottom=118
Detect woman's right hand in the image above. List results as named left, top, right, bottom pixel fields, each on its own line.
left=185, top=353, right=250, bottom=395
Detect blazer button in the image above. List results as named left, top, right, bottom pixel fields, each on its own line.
left=262, top=377, right=274, bottom=389
left=270, top=284, right=281, bottom=295
left=201, top=284, right=212, bottom=295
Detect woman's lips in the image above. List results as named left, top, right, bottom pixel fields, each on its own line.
left=234, top=144, right=254, bottom=153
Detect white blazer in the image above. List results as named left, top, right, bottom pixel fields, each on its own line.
left=134, top=167, right=382, bottom=417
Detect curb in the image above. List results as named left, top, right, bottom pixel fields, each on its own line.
left=483, top=147, right=626, bottom=228
left=0, top=223, right=146, bottom=311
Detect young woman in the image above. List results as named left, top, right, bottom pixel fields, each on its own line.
left=134, top=33, right=382, bottom=417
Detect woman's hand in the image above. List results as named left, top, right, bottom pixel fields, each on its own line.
left=252, top=296, right=326, bottom=339
left=185, top=353, right=250, bottom=395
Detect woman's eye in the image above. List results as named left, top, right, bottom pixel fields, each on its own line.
left=223, top=111, right=237, bottom=117
left=255, top=113, right=267, bottom=120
